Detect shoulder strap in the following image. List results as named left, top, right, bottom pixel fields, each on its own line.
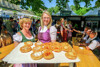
left=19, top=31, right=26, bottom=40
left=19, top=31, right=23, bottom=36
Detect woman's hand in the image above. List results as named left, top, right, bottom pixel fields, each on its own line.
left=73, top=29, right=81, bottom=33
left=86, top=46, right=90, bottom=50
left=51, top=40, right=56, bottom=42
left=14, top=41, right=20, bottom=47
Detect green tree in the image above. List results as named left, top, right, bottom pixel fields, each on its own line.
left=47, top=7, right=54, bottom=15
left=70, top=5, right=76, bottom=11
left=6, top=0, right=47, bottom=13
left=47, top=6, right=60, bottom=15
left=95, top=0, right=100, bottom=8
left=54, top=6, right=60, bottom=14
left=6, top=0, right=100, bottom=16
left=70, top=5, right=92, bottom=15
left=49, top=0, right=100, bottom=10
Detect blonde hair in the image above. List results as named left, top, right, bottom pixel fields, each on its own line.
left=19, top=18, right=32, bottom=29
left=60, top=18, right=64, bottom=21
left=41, top=11, right=52, bottom=29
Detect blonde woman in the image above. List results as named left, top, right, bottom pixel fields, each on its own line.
left=13, top=18, right=36, bottom=67
left=60, top=18, right=65, bottom=37
left=38, top=11, right=57, bottom=43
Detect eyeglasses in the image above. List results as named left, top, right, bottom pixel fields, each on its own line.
left=43, top=17, right=50, bottom=20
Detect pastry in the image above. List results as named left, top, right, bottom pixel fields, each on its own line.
left=20, top=46, right=32, bottom=53
left=43, top=42, right=52, bottom=46
left=52, top=42, right=62, bottom=52
left=62, top=45, right=72, bottom=52
left=31, top=52, right=43, bottom=60
left=35, top=41, right=43, bottom=46
left=43, top=45, right=52, bottom=50
left=52, top=45, right=62, bottom=52
left=43, top=50, right=54, bottom=60
left=24, top=41, right=33, bottom=46
left=32, top=45, right=43, bottom=52
left=65, top=50, right=77, bottom=60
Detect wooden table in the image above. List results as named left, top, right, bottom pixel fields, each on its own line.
left=0, top=43, right=14, bottom=60
left=72, top=37, right=100, bottom=67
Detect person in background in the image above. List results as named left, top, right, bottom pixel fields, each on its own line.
left=63, top=20, right=68, bottom=42
left=80, top=28, right=92, bottom=46
left=5, top=17, right=14, bottom=35
left=38, top=11, right=57, bottom=67
left=60, top=18, right=68, bottom=42
left=35, top=19, right=41, bottom=34
left=86, top=31, right=100, bottom=58
left=73, top=27, right=90, bottom=43
left=82, top=28, right=91, bottom=42
left=13, top=18, right=36, bottom=67
left=73, top=26, right=90, bottom=37
left=32, top=19, right=36, bottom=33
left=60, top=18, right=64, bottom=38
left=67, top=21, right=73, bottom=42
left=13, top=20, right=18, bottom=34
left=85, top=28, right=92, bottom=44
left=55, top=20, right=62, bottom=42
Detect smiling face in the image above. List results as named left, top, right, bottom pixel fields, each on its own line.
left=86, top=29, right=91, bottom=36
left=22, top=22, right=31, bottom=30
left=90, top=33, right=95, bottom=39
left=19, top=18, right=32, bottom=30
left=42, top=13, right=51, bottom=26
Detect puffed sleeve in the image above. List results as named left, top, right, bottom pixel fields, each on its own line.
left=50, top=26, right=57, bottom=40
left=13, top=33, right=22, bottom=42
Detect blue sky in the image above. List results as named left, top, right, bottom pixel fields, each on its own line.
left=42, top=0, right=97, bottom=8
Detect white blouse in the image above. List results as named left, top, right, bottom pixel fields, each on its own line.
left=13, top=32, right=35, bottom=42
left=38, top=26, right=57, bottom=40
left=88, top=40, right=100, bottom=50
left=88, top=34, right=100, bottom=50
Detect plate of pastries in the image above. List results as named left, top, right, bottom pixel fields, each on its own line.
left=20, top=41, right=77, bottom=60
